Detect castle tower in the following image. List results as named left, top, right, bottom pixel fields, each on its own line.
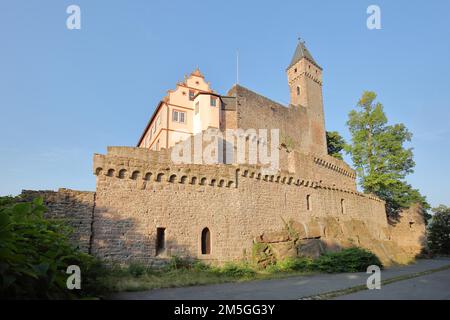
left=287, top=40, right=327, bottom=155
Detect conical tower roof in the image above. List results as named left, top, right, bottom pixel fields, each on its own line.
left=287, top=40, right=321, bottom=70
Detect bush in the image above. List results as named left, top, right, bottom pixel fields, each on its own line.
left=0, top=196, right=106, bottom=299
left=191, top=260, right=212, bottom=272
left=428, top=205, right=450, bottom=255
left=275, top=257, right=312, bottom=272
left=220, top=263, right=256, bottom=277
left=127, top=263, right=149, bottom=277
left=165, top=255, right=193, bottom=271
left=310, top=247, right=382, bottom=273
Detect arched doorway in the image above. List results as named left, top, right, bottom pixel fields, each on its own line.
left=201, top=227, right=211, bottom=255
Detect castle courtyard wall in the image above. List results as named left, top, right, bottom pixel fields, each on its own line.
left=20, top=189, right=95, bottom=253
left=20, top=146, right=425, bottom=267
left=90, top=149, right=399, bottom=266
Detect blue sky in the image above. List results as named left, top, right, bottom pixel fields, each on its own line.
left=1, top=1, right=449, bottom=207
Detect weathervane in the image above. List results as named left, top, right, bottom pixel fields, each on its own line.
left=298, top=35, right=305, bottom=44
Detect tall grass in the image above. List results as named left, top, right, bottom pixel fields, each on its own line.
left=102, top=248, right=382, bottom=293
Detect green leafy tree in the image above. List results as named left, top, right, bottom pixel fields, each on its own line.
left=345, top=91, right=429, bottom=218
left=326, top=131, right=346, bottom=160
left=428, top=205, right=450, bottom=254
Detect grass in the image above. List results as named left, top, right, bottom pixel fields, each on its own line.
left=99, top=247, right=382, bottom=293
left=100, top=260, right=316, bottom=293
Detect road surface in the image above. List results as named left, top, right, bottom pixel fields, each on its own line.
left=335, top=267, right=450, bottom=300
left=111, top=258, right=450, bottom=300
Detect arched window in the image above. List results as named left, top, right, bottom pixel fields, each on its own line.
left=131, top=171, right=140, bottom=180
left=201, top=227, right=211, bottom=255
left=118, top=169, right=127, bottom=179
left=306, top=194, right=312, bottom=211
left=296, top=86, right=301, bottom=96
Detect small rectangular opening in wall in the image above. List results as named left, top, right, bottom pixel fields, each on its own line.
left=156, top=227, right=165, bottom=256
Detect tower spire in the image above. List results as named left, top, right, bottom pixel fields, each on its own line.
left=287, top=38, right=320, bottom=70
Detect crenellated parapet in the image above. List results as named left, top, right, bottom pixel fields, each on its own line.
left=94, top=151, right=239, bottom=189
left=93, top=146, right=381, bottom=203
left=313, top=155, right=356, bottom=179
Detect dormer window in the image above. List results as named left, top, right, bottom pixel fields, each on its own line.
left=210, top=97, right=217, bottom=107
left=189, top=90, right=195, bottom=101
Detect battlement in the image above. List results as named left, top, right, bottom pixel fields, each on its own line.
left=93, top=146, right=380, bottom=203
left=313, top=155, right=356, bottom=179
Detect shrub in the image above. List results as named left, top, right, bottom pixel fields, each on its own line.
left=275, top=257, right=312, bottom=272
left=127, top=263, right=148, bottom=277
left=220, top=263, right=256, bottom=277
left=165, top=255, right=194, bottom=271
left=0, top=196, right=107, bottom=299
left=310, top=247, right=382, bottom=273
left=428, top=205, right=450, bottom=255
left=191, top=260, right=212, bottom=272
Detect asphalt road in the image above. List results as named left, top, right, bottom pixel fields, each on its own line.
left=335, top=267, right=450, bottom=300
left=111, top=258, right=450, bottom=300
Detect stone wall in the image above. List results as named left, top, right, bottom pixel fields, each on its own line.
left=20, top=145, right=425, bottom=267
left=227, top=85, right=327, bottom=156
left=20, top=189, right=95, bottom=253
left=89, top=146, right=421, bottom=266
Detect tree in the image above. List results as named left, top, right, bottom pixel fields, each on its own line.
left=326, top=131, right=345, bottom=160
left=345, top=91, right=429, bottom=218
left=428, top=205, right=450, bottom=254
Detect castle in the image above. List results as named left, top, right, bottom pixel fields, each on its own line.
left=22, top=41, right=426, bottom=266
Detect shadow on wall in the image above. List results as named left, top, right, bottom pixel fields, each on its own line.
left=20, top=189, right=193, bottom=268
left=91, top=203, right=193, bottom=267
left=20, top=189, right=428, bottom=268
left=20, top=189, right=95, bottom=254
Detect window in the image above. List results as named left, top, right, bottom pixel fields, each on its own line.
left=156, top=139, right=160, bottom=151
left=341, top=199, right=345, bottom=214
left=156, top=228, right=165, bottom=255
left=294, top=68, right=297, bottom=73
left=172, top=110, right=186, bottom=123
left=149, top=128, right=153, bottom=140
left=210, top=97, right=217, bottom=107
left=201, top=227, right=211, bottom=255
left=195, top=102, right=199, bottom=114
left=297, top=86, right=301, bottom=96
left=153, top=124, right=156, bottom=133
left=306, top=194, right=311, bottom=211
left=157, top=115, right=161, bottom=126
left=189, top=90, right=195, bottom=101
left=172, top=110, right=178, bottom=122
